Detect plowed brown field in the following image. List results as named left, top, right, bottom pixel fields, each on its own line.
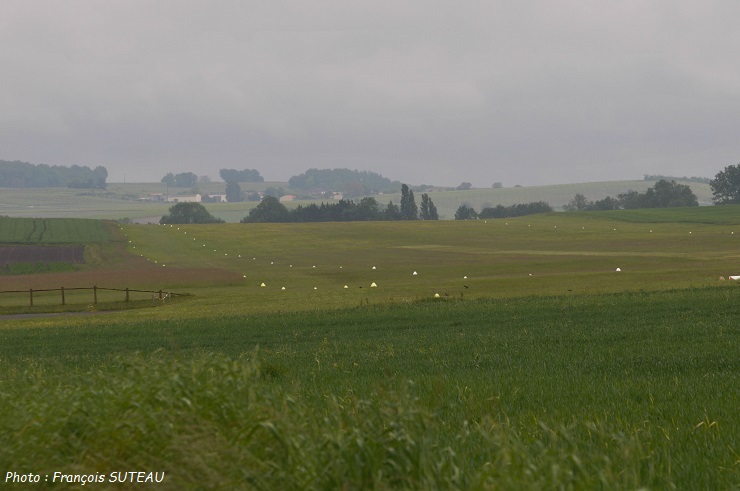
left=0, top=246, right=85, bottom=264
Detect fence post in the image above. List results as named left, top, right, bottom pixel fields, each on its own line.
left=61, top=287, right=65, bottom=305
left=158, top=289, right=163, bottom=300
left=30, top=288, right=33, bottom=307
left=125, top=288, right=129, bottom=302
left=93, top=286, right=98, bottom=305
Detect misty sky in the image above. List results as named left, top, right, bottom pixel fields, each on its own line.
left=2, top=1, right=739, bottom=187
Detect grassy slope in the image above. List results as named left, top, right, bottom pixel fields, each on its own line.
left=0, top=209, right=738, bottom=489
left=0, top=289, right=737, bottom=489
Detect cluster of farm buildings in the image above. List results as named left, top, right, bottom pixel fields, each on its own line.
left=143, top=192, right=345, bottom=204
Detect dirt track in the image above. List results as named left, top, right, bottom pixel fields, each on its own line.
left=0, top=245, right=85, bottom=264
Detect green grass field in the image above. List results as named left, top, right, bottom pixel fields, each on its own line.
left=0, top=211, right=738, bottom=490
left=0, top=217, right=111, bottom=243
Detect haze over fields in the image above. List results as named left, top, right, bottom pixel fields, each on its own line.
left=2, top=1, right=739, bottom=187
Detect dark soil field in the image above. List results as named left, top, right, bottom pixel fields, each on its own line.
left=0, top=245, right=85, bottom=264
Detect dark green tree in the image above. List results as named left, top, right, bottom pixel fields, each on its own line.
left=174, top=172, right=198, bottom=188
left=241, top=196, right=290, bottom=223
left=642, top=180, right=698, bottom=207
left=384, top=201, right=402, bottom=220
left=563, top=193, right=589, bottom=212
left=400, top=184, right=418, bottom=220
left=710, top=164, right=740, bottom=204
left=161, top=173, right=176, bottom=186
left=225, top=181, right=242, bottom=202
left=355, top=197, right=381, bottom=221
left=455, top=204, right=478, bottom=220
left=419, top=193, right=438, bottom=220
left=219, top=168, right=264, bottom=182
left=160, top=202, right=224, bottom=224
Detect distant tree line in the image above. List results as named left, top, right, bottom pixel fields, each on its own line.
left=0, top=160, right=108, bottom=189
left=564, top=179, right=698, bottom=211
left=288, top=168, right=402, bottom=197
left=241, top=184, right=438, bottom=223
left=160, top=202, right=224, bottom=224
left=161, top=172, right=198, bottom=188
left=454, top=201, right=553, bottom=220
left=219, top=168, right=264, bottom=182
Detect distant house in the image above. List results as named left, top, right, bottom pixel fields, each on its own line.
left=167, top=194, right=201, bottom=203
left=279, top=195, right=296, bottom=202
left=144, top=193, right=167, bottom=202
left=210, top=194, right=228, bottom=203
left=332, top=192, right=344, bottom=200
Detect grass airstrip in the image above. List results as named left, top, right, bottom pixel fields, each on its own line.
left=0, top=210, right=738, bottom=489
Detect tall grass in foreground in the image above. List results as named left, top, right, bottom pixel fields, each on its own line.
left=1, top=288, right=738, bottom=489
left=3, top=351, right=734, bottom=491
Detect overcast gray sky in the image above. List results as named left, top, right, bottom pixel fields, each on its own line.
left=2, top=1, right=739, bottom=186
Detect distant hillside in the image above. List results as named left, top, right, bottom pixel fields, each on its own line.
left=0, top=159, right=108, bottom=189
left=375, top=180, right=713, bottom=220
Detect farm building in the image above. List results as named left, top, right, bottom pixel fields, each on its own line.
left=167, top=194, right=201, bottom=203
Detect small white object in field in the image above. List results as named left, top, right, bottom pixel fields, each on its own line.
left=554, top=226, right=557, bottom=228
left=434, top=293, right=440, bottom=298
left=313, top=265, right=316, bottom=268
left=371, top=282, right=377, bottom=287
left=730, top=276, right=740, bottom=280
left=529, top=273, right=532, bottom=276
left=243, top=275, right=246, bottom=278
left=413, top=271, right=418, bottom=275
left=162, top=264, right=165, bottom=267
left=616, top=268, right=621, bottom=272
left=260, top=282, right=266, bottom=287
left=650, top=230, right=653, bottom=233
left=339, top=266, right=342, bottom=269
left=271, top=261, right=273, bottom=264
left=372, top=266, right=376, bottom=270
left=314, top=287, right=318, bottom=290
left=290, top=265, right=292, bottom=267
left=238, top=255, right=241, bottom=257
left=344, top=285, right=348, bottom=289
left=225, top=253, right=228, bottom=256
left=719, top=276, right=726, bottom=281
left=464, top=276, right=467, bottom=279
left=614, top=229, right=617, bottom=231
left=281, top=287, right=286, bottom=290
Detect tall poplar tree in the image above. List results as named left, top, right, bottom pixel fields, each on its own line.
left=400, top=184, right=418, bottom=220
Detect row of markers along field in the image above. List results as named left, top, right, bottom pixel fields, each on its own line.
left=119, top=212, right=740, bottom=303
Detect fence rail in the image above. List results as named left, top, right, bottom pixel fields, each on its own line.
left=0, top=286, right=185, bottom=307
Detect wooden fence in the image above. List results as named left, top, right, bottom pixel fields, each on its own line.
left=0, top=286, right=185, bottom=307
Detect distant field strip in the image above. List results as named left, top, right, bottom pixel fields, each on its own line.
left=0, top=246, right=85, bottom=264
left=395, top=244, right=739, bottom=259
left=0, top=217, right=111, bottom=243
